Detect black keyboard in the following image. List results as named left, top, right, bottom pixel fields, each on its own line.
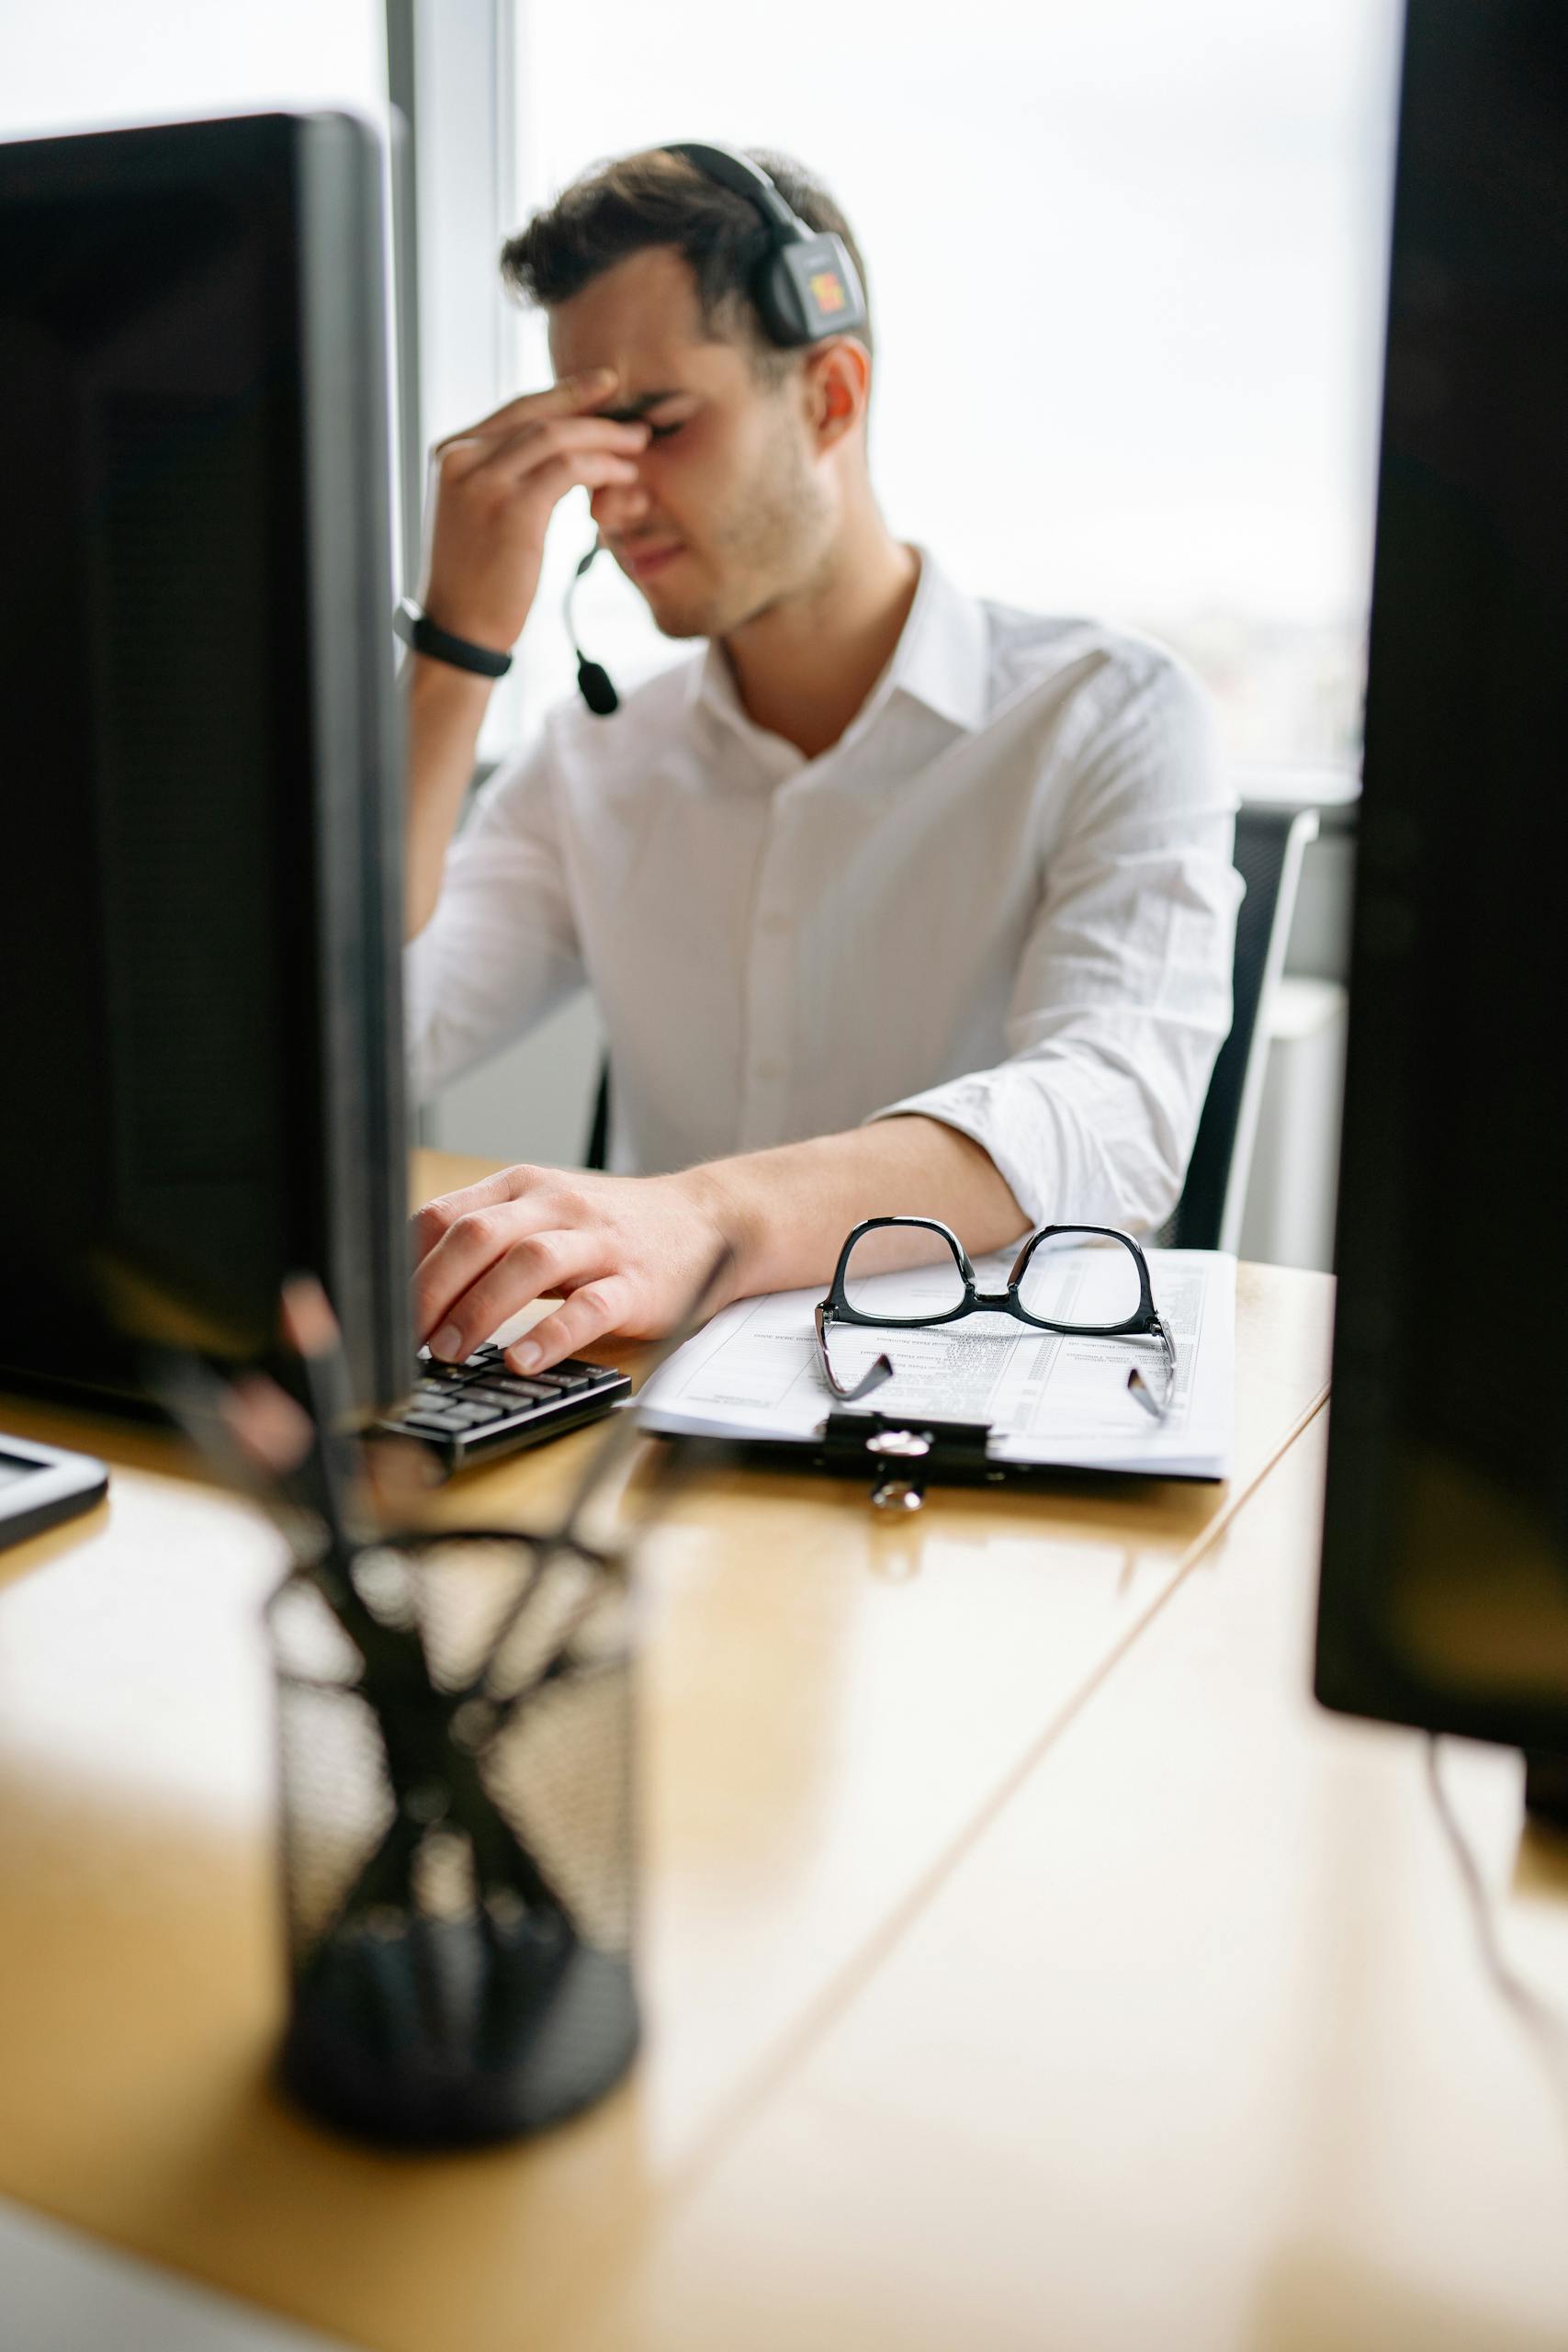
left=376, top=1343, right=630, bottom=1471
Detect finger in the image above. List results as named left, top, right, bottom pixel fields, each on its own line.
left=414, top=1189, right=564, bottom=1344
left=435, top=431, right=644, bottom=503
left=412, top=1167, right=535, bottom=1264
left=426, top=432, right=489, bottom=481
left=504, top=1276, right=637, bottom=1375
left=470, top=415, right=649, bottom=485
left=519, top=452, right=644, bottom=506
left=434, top=366, right=619, bottom=453
left=425, top=1228, right=614, bottom=1363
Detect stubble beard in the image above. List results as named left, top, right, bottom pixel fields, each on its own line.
left=645, top=428, right=834, bottom=643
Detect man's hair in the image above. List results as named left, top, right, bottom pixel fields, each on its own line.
left=500, top=147, right=872, bottom=383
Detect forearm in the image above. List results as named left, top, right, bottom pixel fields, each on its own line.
left=411, top=1119, right=1030, bottom=1375
left=690, top=1114, right=1028, bottom=1305
left=403, top=655, right=496, bottom=940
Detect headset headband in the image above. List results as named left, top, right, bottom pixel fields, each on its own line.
left=663, top=142, right=815, bottom=244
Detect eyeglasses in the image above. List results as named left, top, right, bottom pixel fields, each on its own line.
left=814, top=1216, right=1178, bottom=1421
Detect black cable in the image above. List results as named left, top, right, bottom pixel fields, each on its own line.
left=1426, top=1735, right=1568, bottom=2164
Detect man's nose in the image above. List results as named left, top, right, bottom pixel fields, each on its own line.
left=590, top=478, right=651, bottom=536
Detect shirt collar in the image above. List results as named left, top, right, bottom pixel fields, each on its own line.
left=688, top=547, right=990, bottom=748
left=886, top=548, right=990, bottom=733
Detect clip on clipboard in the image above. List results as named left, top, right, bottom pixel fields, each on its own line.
left=824, top=1411, right=991, bottom=1512
left=773, top=1410, right=1003, bottom=1512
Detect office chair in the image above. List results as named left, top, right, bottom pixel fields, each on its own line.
left=585, top=807, right=1323, bottom=1250
left=1155, top=804, right=1320, bottom=1252
left=585, top=1060, right=611, bottom=1172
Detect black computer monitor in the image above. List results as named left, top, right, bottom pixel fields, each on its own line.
left=1314, top=0, right=1568, bottom=1770
left=0, top=111, right=410, bottom=1412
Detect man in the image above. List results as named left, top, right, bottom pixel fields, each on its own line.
left=404, top=147, right=1239, bottom=1376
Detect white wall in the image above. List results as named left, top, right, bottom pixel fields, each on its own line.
left=1, top=4, right=387, bottom=138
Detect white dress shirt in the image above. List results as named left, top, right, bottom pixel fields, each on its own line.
left=406, top=551, right=1241, bottom=1234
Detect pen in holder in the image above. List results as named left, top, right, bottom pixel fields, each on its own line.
left=268, top=1523, right=637, bottom=2148
left=131, top=1251, right=732, bottom=2151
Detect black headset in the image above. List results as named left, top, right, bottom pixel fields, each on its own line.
left=565, top=142, right=869, bottom=718
left=663, top=143, right=869, bottom=348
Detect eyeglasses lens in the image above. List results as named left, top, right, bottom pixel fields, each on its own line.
left=1015, top=1231, right=1144, bottom=1329
left=842, top=1227, right=967, bottom=1323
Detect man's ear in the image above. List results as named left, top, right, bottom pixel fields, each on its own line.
left=804, top=338, right=872, bottom=452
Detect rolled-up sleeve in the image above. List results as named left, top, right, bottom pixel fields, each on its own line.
left=403, top=737, right=586, bottom=1106
left=870, top=653, right=1241, bottom=1234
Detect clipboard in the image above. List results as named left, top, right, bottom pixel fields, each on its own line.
left=671, top=1408, right=1219, bottom=1511
left=637, top=1251, right=1235, bottom=1507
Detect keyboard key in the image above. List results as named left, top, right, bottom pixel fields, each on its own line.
left=387, top=1353, right=629, bottom=1470
left=479, top=1374, right=558, bottom=1403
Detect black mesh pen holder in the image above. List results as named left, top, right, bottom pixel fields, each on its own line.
left=267, top=1527, right=637, bottom=2149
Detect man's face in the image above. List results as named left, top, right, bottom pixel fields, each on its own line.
left=547, top=246, right=835, bottom=639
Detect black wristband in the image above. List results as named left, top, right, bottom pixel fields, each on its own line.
left=393, top=596, right=513, bottom=678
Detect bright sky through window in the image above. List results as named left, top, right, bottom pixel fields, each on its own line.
left=503, top=0, right=1402, bottom=770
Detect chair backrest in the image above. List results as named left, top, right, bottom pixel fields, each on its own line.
left=1159, top=805, right=1320, bottom=1253
left=584, top=1060, right=611, bottom=1171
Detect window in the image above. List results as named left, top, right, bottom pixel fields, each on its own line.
left=3, top=5, right=387, bottom=136
left=492, top=0, right=1400, bottom=775
left=6, top=4, right=402, bottom=571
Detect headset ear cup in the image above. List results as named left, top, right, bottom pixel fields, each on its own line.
left=665, top=145, right=868, bottom=349
left=750, top=252, right=808, bottom=346
left=781, top=235, right=867, bottom=345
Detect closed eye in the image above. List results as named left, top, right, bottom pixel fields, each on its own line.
left=647, top=421, right=685, bottom=442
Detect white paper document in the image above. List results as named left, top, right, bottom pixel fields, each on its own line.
left=639, top=1249, right=1235, bottom=1481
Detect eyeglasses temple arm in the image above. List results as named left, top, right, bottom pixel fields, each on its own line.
left=1125, top=1314, right=1178, bottom=1423
left=815, top=1302, right=896, bottom=1404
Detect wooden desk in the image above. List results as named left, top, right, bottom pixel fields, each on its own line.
left=0, top=1159, right=1332, bottom=2352
left=578, top=1416, right=1568, bottom=2352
